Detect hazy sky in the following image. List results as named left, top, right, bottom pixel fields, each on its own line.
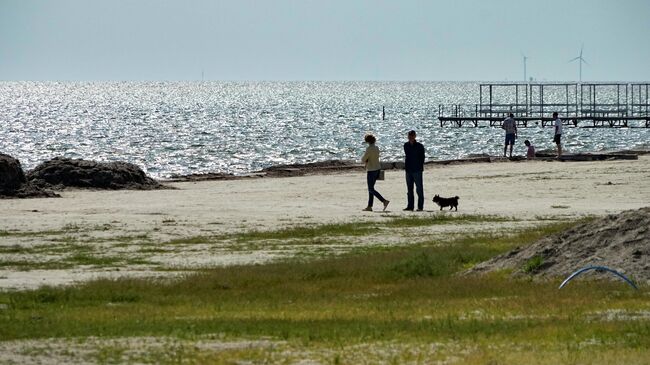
left=1, top=0, right=649, bottom=81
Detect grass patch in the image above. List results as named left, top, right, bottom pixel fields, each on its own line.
left=66, top=253, right=122, bottom=267
left=382, top=214, right=511, bottom=228
left=0, top=221, right=595, bottom=338
left=523, top=255, right=545, bottom=274
left=0, top=244, right=30, bottom=254
left=0, top=260, right=72, bottom=270
left=165, top=236, right=216, bottom=245
left=184, top=214, right=514, bottom=245
left=0, top=229, right=69, bottom=238
left=1, top=218, right=647, bottom=363
left=235, top=222, right=375, bottom=242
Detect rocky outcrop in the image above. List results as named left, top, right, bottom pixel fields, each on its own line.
left=27, top=157, right=165, bottom=190
left=0, top=154, right=59, bottom=198
left=0, top=153, right=26, bottom=191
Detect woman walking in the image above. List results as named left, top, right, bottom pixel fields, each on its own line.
left=361, top=134, right=389, bottom=211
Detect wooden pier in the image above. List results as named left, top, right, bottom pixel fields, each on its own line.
left=438, top=83, right=650, bottom=128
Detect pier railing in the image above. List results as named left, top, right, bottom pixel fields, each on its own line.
left=438, top=82, right=650, bottom=128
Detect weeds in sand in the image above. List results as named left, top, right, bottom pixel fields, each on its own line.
left=233, top=214, right=510, bottom=242
left=523, top=255, right=546, bottom=274
left=0, top=245, right=26, bottom=254
left=383, top=214, right=511, bottom=227
left=50, top=236, right=79, bottom=244
left=235, top=222, right=375, bottom=242
left=165, top=236, right=217, bottom=245
left=0, top=260, right=69, bottom=270
left=1, top=219, right=649, bottom=363
left=0, top=229, right=70, bottom=238
left=66, top=253, right=122, bottom=267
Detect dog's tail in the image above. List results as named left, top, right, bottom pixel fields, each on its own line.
left=455, top=196, right=460, bottom=199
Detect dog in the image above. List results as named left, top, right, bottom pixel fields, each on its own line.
left=432, top=194, right=460, bottom=211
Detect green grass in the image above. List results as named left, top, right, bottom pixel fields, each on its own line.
left=551, top=205, right=571, bottom=209
left=1, top=218, right=648, bottom=364
left=0, top=244, right=27, bottom=254
left=234, top=222, right=375, bottom=241
left=0, top=229, right=69, bottom=238
left=171, top=214, right=510, bottom=244
left=523, top=255, right=545, bottom=273
left=381, top=213, right=511, bottom=228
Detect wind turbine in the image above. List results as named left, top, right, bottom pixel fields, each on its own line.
left=569, top=44, right=588, bottom=82
left=521, top=52, right=529, bottom=82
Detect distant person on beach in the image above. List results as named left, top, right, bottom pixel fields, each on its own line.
left=502, top=113, right=517, bottom=158
left=553, top=112, right=563, bottom=157
left=524, top=140, right=535, bottom=160
left=361, top=134, right=389, bottom=212
left=403, top=130, right=425, bottom=211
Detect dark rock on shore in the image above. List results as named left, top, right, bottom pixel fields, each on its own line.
left=261, top=160, right=363, bottom=177
left=0, top=154, right=59, bottom=198
left=166, top=171, right=266, bottom=182
left=27, top=157, right=165, bottom=190
left=534, top=151, right=638, bottom=161
left=0, top=153, right=25, bottom=191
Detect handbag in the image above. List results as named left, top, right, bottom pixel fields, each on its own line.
left=377, top=170, right=385, bottom=181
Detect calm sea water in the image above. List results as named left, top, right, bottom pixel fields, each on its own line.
left=1, top=81, right=648, bottom=178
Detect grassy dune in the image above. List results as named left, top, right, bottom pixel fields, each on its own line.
left=1, top=217, right=649, bottom=364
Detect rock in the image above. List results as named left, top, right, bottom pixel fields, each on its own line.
left=27, top=157, right=164, bottom=190
left=0, top=153, right=26, bottom=192
left=261, top=160, right=362, bottom=177
left=0, top=154, right=59, bottom=199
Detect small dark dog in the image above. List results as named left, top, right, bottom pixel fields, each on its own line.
left=432, top=194, right=460, bottom=211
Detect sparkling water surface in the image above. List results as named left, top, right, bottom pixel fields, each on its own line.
left=1, top=81, right=648, bottom=178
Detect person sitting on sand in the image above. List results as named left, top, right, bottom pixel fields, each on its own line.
left=361, top=134, right=389, bottom=212
left=524, top=140, right=535, bottom=160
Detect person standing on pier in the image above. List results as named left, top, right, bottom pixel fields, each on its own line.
left=403, top=130, right=425, bottom=211
left=502, top=113, right=517, bottom=158
left=553, top=112, right=563, bottom=157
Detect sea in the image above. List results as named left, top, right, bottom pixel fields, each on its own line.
left=1, top=81, right=648, bottom=178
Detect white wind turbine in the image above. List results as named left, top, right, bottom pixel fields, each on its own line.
left=569, top=44, right=589, bottom=82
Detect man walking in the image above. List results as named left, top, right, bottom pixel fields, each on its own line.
left=502, top=113, right=517, bottom=158
left=553, top=112, right=563, bottom=157
left=403, top=130, right=425, bottom=211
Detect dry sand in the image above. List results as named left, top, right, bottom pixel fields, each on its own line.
left=1, top=156, right=650, bottom=289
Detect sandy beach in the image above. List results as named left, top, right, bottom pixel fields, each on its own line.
left=2, top=156, right=650, bottom=289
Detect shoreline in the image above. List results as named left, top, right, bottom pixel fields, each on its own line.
left=163, top=149, right=650, bottom=182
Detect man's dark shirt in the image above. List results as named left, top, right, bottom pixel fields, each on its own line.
left=404, top=141, right=425, bottom=173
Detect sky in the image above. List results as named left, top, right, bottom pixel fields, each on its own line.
left=1, top=0, right=649, bottom=81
